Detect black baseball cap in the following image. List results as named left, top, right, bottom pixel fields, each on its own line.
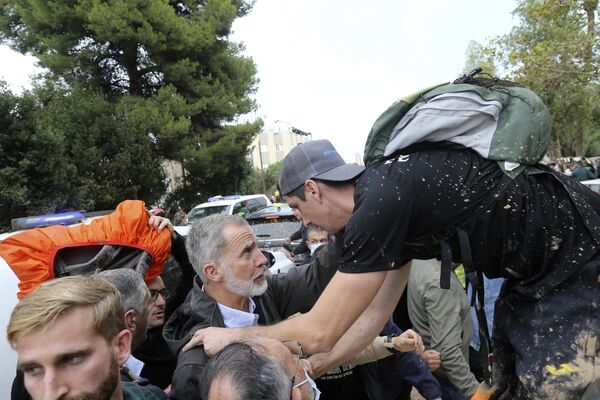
left=278, top=139, right=365, bottom=196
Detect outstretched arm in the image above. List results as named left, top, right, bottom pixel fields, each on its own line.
left=184, top=267, right=390, bottom=355
left=307, top=264, right=413, bottom=376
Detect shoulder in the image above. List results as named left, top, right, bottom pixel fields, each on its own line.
left=122, top=382, right=169, bottom=400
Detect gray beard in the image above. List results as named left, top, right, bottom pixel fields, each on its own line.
left=223, top=266, right=268, bottom=298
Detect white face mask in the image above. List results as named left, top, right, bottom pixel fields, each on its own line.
left=309, top=243, right=324, bottom=255
left=294, top=368, right=321, bottom=400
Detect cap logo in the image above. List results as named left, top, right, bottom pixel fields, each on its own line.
left=323, top=149, right=337, bottom=156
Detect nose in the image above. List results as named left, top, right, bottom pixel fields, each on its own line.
left=255, top=249, right=268, bottom=267
left=301, top=215, right=312, bottom=227
left=42, top=370, right=68, bottom=400
left=155, top=292, right=166, bottom=306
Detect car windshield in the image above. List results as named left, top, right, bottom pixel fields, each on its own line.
left=187, top=205, right=229, bottom=224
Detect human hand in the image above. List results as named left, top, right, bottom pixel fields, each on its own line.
left=181, top=327, right=241, bottom=356
left=392, top=329, right=424, bottom=353
left=299, top=358, right=314, bottom=378
left=148, top=215, right=176, bottom=239
left=421, top=349, right=441, bottom=371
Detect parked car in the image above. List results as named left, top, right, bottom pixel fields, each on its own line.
left=0, top=231, right=21, bottom=398
left=245, top=204, right=304, bottom=273
left=186, top=194, right=271, bottom=224
left=581, top=178, right=600, bottom=194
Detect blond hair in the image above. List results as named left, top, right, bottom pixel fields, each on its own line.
left=7, top=275, right=125, bottom=348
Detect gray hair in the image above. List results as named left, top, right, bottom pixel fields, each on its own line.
left=307, top=224, right=327, bottom=238
left=200, top=342, right=291, bottom=400
left=98, top=269, right=147, bottom=315
left=185, top=214, right=249, bottom=283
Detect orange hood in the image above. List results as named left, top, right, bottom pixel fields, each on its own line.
left=0, top=200, right=171, bottom=299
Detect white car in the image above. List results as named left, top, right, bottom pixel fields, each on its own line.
left=0, top=231, right=23, bottom=398
left=186, top=194, right=271, bottom=224
left=581, top=178, right=600, bottom=194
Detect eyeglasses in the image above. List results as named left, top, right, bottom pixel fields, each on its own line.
left=149, top=288, right=170, bottom=302
left=282, top=340, right=304, bottom=398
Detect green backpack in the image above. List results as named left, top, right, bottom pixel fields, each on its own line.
left=363, top=69, right=552, bottom=178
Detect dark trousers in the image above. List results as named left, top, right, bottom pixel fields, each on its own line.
left=493, top=260, right=599, bottom=399
left=434, top=374, right=466, bottom=400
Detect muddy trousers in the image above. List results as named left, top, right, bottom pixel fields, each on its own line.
left=492, top=261, right=599, bottom=400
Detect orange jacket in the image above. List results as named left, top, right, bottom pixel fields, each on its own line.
left=0, top=200, right=172, bottom=299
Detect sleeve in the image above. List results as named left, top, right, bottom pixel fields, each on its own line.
left=289, top=225, right=303, bottom=241
left=338, top=171, right=416, bottom=274
left=388, top=351, right=442, bottom=400
left=349, top=336, right=392, bottom=365
left=423, top=282, right=479, bottom=398
left=269, top=232, right=343, bottom=318
left=169, top=348, right=209, bottom=400
left=165, top=233, right=195, bottom=318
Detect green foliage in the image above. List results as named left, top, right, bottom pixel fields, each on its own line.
left=0, top=0, right=261, bottom=228
left=240, top=161, right=282, bottom=197
left=480, top=0, right=600, bottom=157
left=463, top=40, right=498, bottom=76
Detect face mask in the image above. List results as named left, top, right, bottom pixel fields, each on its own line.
left=309, top=243, right=324, bottom=255
left=294, top=368, right=321, bottom=400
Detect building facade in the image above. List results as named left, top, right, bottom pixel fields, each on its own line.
left=249, top=121, right=312, bottom=170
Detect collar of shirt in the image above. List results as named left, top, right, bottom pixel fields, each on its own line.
left=217, top=297, right=259, bottom=328
left=124, top=354, right=145, bottom=378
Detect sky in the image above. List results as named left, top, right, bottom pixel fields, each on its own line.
left=0, top=0, right=519, bottom=161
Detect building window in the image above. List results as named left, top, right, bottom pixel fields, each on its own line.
left=275, top=143, right=282, bottom=151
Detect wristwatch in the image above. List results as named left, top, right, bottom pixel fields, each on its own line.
left=383, top=334, right=400, bottom=354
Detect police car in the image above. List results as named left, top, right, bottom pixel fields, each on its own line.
left=0, top=211, right=91, bottom=398
left=186, top=194, right=271, bottom=224
left=581, top=178, right=600, bottom=194
left=0, top=231, right=21, bottom=397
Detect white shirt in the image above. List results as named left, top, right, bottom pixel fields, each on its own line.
left=217, top=297, right=259, bottom=328
left=124, top=355, right=145, bottom=378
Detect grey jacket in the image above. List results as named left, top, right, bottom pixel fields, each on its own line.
left=407, top=259, right=479, bottom=399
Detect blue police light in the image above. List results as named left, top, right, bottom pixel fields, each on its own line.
left=207, top=195, right=241, bottom=202
left=11, top=211, right=85, bottom=230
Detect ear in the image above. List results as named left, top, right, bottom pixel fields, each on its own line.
left=203, top=263, right=224, bottom=282
left=113, top=329, right=132, bottom=365
left=124, top=309, right=137, bottom=333
left=304, top=180, right=321, bottom=202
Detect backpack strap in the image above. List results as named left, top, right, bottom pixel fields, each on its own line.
left=456, top=227, right=495, bottom=385
left=439, top=239, right=453, bottom=290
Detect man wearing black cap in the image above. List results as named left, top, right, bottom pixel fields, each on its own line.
left=190, top=139, right=600, bottom=400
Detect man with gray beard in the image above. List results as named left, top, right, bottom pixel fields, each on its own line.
left=164, top=215, right=338, bottom=400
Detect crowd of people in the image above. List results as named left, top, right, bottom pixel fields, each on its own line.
left=4, top=139, right=600, bottom=400
left=546, top=157, right=599, bottom=181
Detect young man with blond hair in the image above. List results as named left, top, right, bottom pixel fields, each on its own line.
left=7, top=275, right=168, bottom=400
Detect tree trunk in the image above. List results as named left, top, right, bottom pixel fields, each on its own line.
left=122, top=42, right=141, bottom=96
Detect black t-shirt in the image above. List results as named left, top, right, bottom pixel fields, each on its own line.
left=316, top=362, right=369, bottom=400
left=339, top=149, right=600, bottom=297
